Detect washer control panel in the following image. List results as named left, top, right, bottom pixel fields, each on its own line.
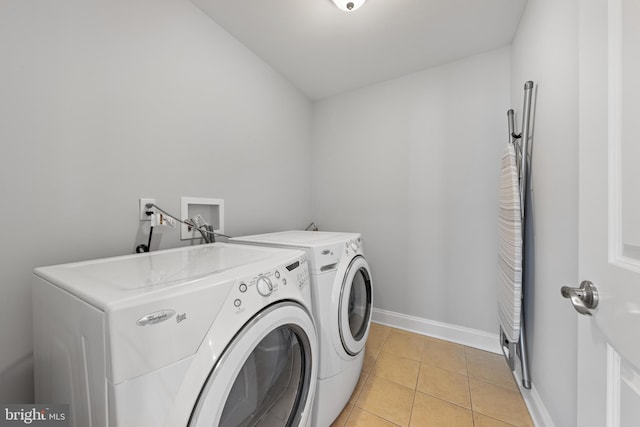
left=344, top=236, right=363, bottom=256
left=296, top=268, right=309, bottom=288
left=231, top=255, right=309, bottom=314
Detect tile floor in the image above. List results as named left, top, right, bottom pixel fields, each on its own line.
left=330, top=323, right=534, bottom=427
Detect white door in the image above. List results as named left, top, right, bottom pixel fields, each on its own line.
left=575, top=0, right=640, bottom=425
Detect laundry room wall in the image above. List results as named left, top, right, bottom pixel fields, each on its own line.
left=311, top=47, right=510, bottom=338
left=510, top=0, right=579, bottom=425
left=0, top=0, right=312, bottom=402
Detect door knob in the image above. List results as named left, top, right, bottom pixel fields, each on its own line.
left=561, top=280, right=599, bottom=316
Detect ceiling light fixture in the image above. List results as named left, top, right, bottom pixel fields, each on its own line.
left=331, top=0, right=366, bottom=12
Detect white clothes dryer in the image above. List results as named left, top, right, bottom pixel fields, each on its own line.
left=33, top=243, right=317, bottom=427
left=230, top=231, right=373, bottom=427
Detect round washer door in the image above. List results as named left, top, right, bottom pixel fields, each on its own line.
left=189, top=301, right=318, bottom=427
left=339, top=255, right=373, bottom=356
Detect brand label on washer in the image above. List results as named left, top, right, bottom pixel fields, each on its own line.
left=136, top=309, right=176, bottom=326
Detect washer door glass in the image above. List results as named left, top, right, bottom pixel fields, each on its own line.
left=190, top=302, right=317, bottom=427
left=339, top=256, right=372, bottom=356
left=221, top=326, right=304, bottom=426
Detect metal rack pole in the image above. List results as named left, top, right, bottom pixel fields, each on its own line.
left=518, top=81, right=534, bottom=389
left=519, top=81, right=533, bottom=219
left=507, top=109, right=520, bottom=172
left=518, top=306, right=532, bottom=388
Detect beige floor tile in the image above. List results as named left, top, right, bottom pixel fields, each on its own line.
left=371, top=351, right=420, bottom=389
left=356, top=375, right=415, bottom=427
left=363, top=346, right=377, bottom=373
left=465, top=347, right=518, bottom=390
left=367, top=322, right=391, bottom=355
left=331, top=404, right=354, bottom=427
left=474, top=412, right=518, bottom=427
left=421, top=337, right=467, bottom=375
left=381, top=330, right=425, bottom=362
left=348, top=371, right=369, bottom=406
left=355, top=330, right=533, bottom=427
left=469, top=379, right=533, bottom=427
left=345, top=407, right=399, bottom=427
left=416, top=363, right=471, bottom=408
left=410, top=392, right=473, bottom=427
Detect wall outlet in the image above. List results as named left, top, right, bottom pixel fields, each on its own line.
left=139, top=198, right=156, bottom=221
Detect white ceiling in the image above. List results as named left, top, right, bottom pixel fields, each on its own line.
left=191, top=0, right=527, bottom=100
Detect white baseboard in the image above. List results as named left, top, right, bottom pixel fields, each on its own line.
left=513, top=361, right=555, bottom=427
left=371, top=307, right=502, bottom=354
left=371, top=307, right=554, bottom=427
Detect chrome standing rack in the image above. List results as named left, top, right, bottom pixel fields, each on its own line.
left=501, top=80, right=533, bottom=389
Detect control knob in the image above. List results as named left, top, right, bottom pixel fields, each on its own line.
left=256, top=275, right=273, bottom=297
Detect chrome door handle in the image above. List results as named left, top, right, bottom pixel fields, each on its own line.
left=561, top=280, right=599, bottom=316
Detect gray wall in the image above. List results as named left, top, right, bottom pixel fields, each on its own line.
left=311, top=47, right=511, bottom=334
left=511, top=0, right=579, bottom=425
left=0, top=0, right=313, bottom=402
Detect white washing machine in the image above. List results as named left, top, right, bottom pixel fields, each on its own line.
left=33, top=243, right=318, bottom=427
left=230, top=231, right=373, bottom=427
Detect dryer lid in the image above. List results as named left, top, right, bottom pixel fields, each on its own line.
left=231, top=231, right=363, bottom=271
left=231, top=230, right=360, bottom=247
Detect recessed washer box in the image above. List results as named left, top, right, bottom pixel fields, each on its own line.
left=180, top=197, right=224, bottom=240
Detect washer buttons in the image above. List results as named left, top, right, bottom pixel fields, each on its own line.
left=275, top=270, right=281, bottom=279
left=239, top=283, right=247, bottom=293
left=234, top=299, right=242, bottom=307
left=282, top=278, right=287, bottom=285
